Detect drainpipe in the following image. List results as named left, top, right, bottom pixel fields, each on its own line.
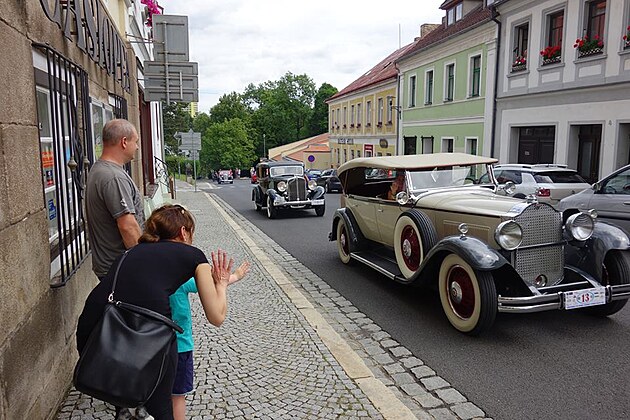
left=490, top=6, right=501, bottom=159
left=394, top=62, right=402, bottom=156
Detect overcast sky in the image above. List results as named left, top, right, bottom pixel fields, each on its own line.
left=159, top=0, right=446, bottom=113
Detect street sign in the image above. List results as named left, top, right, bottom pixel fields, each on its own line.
left=177, top=130, right=201, bottom=151
left=153, top=15, right=190, bottom=62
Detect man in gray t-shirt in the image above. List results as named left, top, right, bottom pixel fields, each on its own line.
left=86, top=119, right=145, bottom=279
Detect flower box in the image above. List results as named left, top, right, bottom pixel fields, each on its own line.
left=578, top=47, right=603, bottom=58
left=542, top=56, right=561, bottom=66
left=625, top=40, right=630, bottom=50
left=511, top=63, right=527, bottom=72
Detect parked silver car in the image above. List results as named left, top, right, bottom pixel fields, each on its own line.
left=478, top=164, right=591, bottom=206
left=559, top=164, right=630, bottom=234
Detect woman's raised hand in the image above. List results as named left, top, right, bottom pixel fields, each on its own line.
left=211, top=249, right=234, bottom=288
left=229, top=261, right=251, bottom=285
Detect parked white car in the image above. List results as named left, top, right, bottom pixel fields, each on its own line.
left=478, top=164, right=591, bottom=206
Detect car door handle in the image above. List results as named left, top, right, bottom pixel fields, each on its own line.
left=624, top=202, right=630, bottom=206
left=377, top=208, right=383, bottom=212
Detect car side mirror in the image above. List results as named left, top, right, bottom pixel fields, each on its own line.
left=497, top=181, right=516, bottom=195
left=395, top=191, right=410, bottom=205
left=591, top=182, right=600, bottom=192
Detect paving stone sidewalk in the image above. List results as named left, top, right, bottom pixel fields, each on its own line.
left=56, top=187, right=490, bottom=420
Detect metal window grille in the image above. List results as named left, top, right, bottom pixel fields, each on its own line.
left=33, top=43, right=92, bottom=287
left=110, top=93, right=132, bottom=175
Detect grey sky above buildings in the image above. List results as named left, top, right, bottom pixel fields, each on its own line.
left=160, top=0, right=445, bottom=113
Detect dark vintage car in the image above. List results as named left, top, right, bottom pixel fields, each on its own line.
left=252, top=161, right=326, bottom=219
left=316, top=169, right=342, bottom=193
left=329, top=153, right=630, bottom=335
left=217, top=170, right=233, bottom=184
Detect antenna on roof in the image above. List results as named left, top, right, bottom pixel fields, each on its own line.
left=398, top=23, right=401, bottom=49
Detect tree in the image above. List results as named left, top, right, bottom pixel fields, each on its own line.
left=200, top=118, right=255, bottom=173
left=309, top=83, right=338, bottom=136
left=209, top=92, right=250, bottom=124
left=162, top=102, right=192, bottom=155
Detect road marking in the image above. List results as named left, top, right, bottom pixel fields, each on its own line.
left=203, top=192, right=418, bottom=420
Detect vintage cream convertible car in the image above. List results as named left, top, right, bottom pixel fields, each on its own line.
left=329, top=153, right=630, bottom=335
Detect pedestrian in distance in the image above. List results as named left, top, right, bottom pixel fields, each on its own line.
left=86, top=118, right=144, bottom=281
left=77, top=204, right=249, bottom=420
left=169, top=259, right=249, bottom=420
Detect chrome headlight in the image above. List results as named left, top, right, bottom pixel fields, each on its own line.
left=308, top=179, right=317, bottom=190
left=566, top=212, right=594, bottom=241
left=495, top=220, right=523, bottom=250
left=277, top=181, right=287, bottom=192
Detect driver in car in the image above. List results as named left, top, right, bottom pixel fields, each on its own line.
left=387, top=172, right=406, bottom=200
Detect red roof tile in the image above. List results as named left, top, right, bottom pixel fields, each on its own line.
left=269, top=133, right=330, bottom=161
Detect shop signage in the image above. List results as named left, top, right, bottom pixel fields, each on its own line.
left=38, top=0, right=131, bottom=92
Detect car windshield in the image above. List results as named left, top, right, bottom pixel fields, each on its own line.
left=408, top=165, right=480, bottom=190
left=532, top=171, right=586, bottom=183
left=270, top=166, right=304, bottom=177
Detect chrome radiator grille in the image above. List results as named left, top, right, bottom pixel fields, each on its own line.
left=512, top=203, right=564, bottom=287
left=287, top=177, right=307, bottom=201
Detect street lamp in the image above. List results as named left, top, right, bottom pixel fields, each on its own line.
left=263, top=133, right=266, bottom=159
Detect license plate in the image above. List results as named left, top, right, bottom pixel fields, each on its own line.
left=563, top=287, right=606, bottom=310
left=311, top=199, right=324, bottom=205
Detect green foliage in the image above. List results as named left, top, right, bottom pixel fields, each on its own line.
left=309, top=83, right=338, bottom=136
left=162, top=103, right=192, bottom=155
left=209, top=92, right=250, bottom=124
left=200, top=118, right=255, bottom=172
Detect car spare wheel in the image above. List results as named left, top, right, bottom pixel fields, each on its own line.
left=393, top=210, right=437, bottom=279
left=267, top=195, right=278, bottom=219
left=586, top=250, right=630, bottom=316
left=336, top=217, right=354, bottom=264
left=438, top=254, right=497, bottom=335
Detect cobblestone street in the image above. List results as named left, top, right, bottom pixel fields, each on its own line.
left=56, top=188, right=488, bottom=419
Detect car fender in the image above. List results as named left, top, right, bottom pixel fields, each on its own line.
left=329, top=208, right=365, bottom=251
left=310, top=186, right=325, bottom=199
left=565, top=221, right=630, bottom=280
left=252, top=185, right=262, bottom=203
left=266, top=189, right=279, bottom=199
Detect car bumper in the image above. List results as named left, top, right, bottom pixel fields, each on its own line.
left=498, top=282, right=630, bottom=313
left=271, top=198, right=325, bottom=208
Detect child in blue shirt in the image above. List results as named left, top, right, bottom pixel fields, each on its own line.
left=170, top=261, right=249, bottom=420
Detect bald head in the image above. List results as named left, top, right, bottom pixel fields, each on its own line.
left=103, top=119, right=137, bottom=146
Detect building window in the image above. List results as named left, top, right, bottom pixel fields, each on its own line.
left=343, top=148, right=347, bottom=163
left=351, top=149, right=355, bottom=160
left=366, top=101, right=372, bottom=126
left=447, top=3, right=463, bottom=26
left=445, top=63, right=455, bottom=102
left=351, top=104, right=355, bottom=127
left=357, top=103, right=362, bottom=127
left=343, top=106, right=347, bottom=128
left=422, top=136, right=434, bottom=154
left=467, top=138, right=479, bottom=177
left=387, top=96, right=393, bottom=124
left=34, top=45, right=92, bottom=286
left=425, top=70, right=433, bottom=105
left=470, top=55, right=481, bottom=97
left=357, top=150, right=361, bottom=158
left=377, top=97, right=384, bottom=126
left=90, top=100, right=114, bottom=161
left=587, top=1, right=606, bottom=40
left=409, top=75, right=416, bottom=107
left=442, top=138, right=454, bottom=153
left=542, top=11, right=564, bottom=65
left=512, top=23, right=529, bottom=71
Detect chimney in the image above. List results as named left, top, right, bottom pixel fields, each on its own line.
left=417, top=23, right=441, bottom=40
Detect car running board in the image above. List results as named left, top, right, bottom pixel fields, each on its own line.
left=350, top=251, right=408, bottom=283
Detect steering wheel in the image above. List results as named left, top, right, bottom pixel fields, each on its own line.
left=604, top=185, right=617, bottom=194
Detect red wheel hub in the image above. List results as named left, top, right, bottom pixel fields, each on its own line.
left=400, top=225, right=420, bottom=271
left=447, top=266, right=475, bottom=319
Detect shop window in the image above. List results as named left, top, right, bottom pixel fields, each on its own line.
left=90, top=100, right=113, bottom=162
left=33, top=44, right=92, bottom=287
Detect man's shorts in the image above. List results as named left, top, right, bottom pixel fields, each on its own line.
left=172, top=351, right=194, bottom=395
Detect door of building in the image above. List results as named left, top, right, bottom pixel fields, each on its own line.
left=518, top=126, right=555, bottom=164
left=577, top=125, right=602, bottom=183
left=403, top=136, right=417, bottom=155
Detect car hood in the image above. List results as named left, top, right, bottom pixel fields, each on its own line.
left=558, top=187, right=594, bottom=210
left=416, top=188, right=527, bottom=217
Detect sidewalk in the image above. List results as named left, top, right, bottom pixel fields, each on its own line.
left=56, top=182, right=490, bottom=420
